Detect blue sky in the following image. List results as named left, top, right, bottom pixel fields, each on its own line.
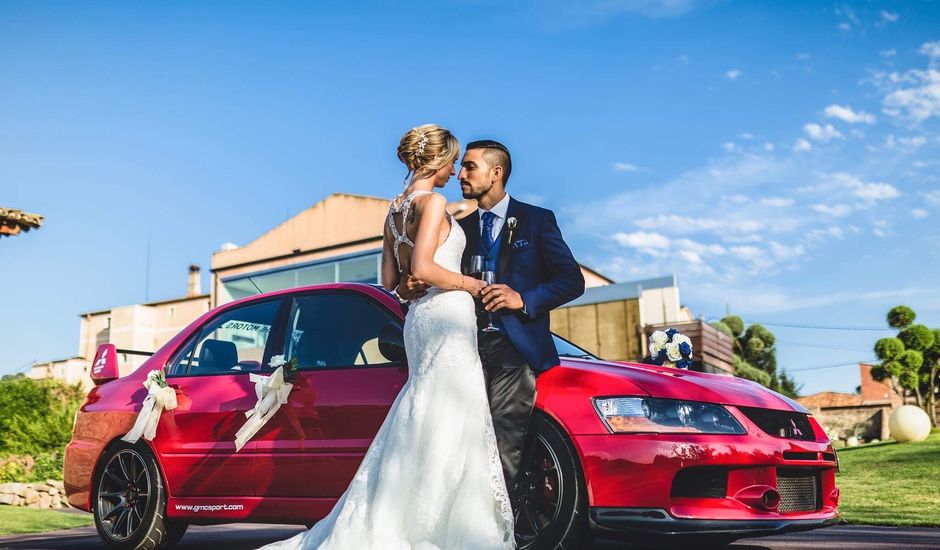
left=2, top=1, right=939, bottom=395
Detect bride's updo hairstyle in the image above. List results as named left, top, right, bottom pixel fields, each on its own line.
left=397, top=124, right=460, bottom=183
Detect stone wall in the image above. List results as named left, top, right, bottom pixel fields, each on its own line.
left=0, top=480, right=67, bottom=509
left=810, top=405, right=890, bottom=442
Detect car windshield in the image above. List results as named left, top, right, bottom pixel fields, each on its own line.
left=553, top=334, right=598, bottom=360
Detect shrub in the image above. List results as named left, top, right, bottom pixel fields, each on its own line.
left=0, top=377, right=85, bottom=456
left=887, top=305, right=916, bottom=329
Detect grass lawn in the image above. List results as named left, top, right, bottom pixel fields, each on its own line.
left=836, top=428, right=940, bottom=527
left=0, top=506, right=92, bottom=536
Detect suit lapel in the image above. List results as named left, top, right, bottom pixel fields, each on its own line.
left=497, top=198, right=519, bottom=278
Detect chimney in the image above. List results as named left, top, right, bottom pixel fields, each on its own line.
left=187, top=264, right=201, bottom=297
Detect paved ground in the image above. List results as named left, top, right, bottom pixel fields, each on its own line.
left=1, top=523, right=938, bottom=550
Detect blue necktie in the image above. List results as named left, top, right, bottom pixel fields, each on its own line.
left=481, top=211, right=496, bottom=253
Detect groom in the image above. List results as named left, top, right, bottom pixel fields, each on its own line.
left=400, top=139, right=585, bottom=495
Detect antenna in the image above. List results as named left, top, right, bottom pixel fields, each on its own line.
left=246, top=276, right=263, bottom=295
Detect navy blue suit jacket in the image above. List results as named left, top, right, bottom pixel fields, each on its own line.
left=459, top=198, right=585, bottom=373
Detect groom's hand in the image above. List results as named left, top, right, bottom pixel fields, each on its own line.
left=397, top=276, right=429, bottom=301
left=481, top=284, right=524, bottom=312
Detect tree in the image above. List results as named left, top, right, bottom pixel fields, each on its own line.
left=871, top=305, right=938, bottom=425
left=716, top=315, right=801, bottom=398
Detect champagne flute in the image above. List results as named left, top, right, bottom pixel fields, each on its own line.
left=481, top=270, right=499, bottom=332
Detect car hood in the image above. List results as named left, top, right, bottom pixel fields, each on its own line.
left=560, top=357, right=808, bottom=413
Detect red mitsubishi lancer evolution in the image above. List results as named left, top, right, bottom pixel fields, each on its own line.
left=65, top=283, right=839, bottom=549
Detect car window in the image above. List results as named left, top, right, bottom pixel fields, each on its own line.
left=285, top=293, right=402, bottom=369
left=177, top=300, right=281, bottom=376
left=553, top=333, right=597, bottom=359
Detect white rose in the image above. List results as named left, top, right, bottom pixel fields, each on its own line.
left=666, top=342, right=682, bottom=362
left=673, top=334, right=692, bottom=347
left=268, top=355, right=287, bottom=368
left=649, top=342, right=665, bottom=357
left=650, top=331, right=669, bottom=345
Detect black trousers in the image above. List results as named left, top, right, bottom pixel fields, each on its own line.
left=478, top=331, right=537, bottom=491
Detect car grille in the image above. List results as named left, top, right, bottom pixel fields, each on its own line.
left=776, top=468, right=820, bottom=512
left=738, top=407, right=816, bottom=441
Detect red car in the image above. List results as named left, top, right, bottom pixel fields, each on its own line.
left=65, top=283, right=839, bottom=549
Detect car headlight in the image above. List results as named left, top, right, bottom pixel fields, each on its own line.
left=593, top=397, right=747, bottom=434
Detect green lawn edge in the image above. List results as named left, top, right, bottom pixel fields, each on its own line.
left=836, top=429, right=940, bottom=528
left=0, top=506, right=93, bottom=536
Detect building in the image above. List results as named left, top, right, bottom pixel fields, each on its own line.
left=34, top=193, right=708, bottom=388
left=1, top=207, right=43, bottom=238
left=796, top=363, right=905, bottom=442
left=210, top=193, right=613, bottom=306
left=29, top=266, right=210, bottom=388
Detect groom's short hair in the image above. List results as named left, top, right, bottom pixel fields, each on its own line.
left=466, top=140, right=512, bottom=187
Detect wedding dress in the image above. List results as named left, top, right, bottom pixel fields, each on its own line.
left=259, top=190, right=514, bottom=550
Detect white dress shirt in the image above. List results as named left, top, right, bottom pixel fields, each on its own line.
left=478, top=193, right=511, bottom=243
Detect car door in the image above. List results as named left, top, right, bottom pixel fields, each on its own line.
left=156, top=297, right=287, bottom=498
left=253, top=290, right=407, bottom=501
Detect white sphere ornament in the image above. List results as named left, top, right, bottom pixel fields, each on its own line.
left=888, top=405, right=932, bottom=443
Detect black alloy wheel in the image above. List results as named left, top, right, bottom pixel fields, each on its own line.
left=94, top=440, right=187, bottom=549
left=514, top=413, right=589, bottom=550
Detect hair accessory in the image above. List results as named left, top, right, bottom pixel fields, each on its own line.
left=416, top=133, right=428, bottom=156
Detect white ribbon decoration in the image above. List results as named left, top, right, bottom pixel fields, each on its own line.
left=234, top=366, right=293, bottom=452
left=122, top=374, right=178, bottom=444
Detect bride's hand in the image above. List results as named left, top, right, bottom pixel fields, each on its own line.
left=466, top=277, right=488, bottom=298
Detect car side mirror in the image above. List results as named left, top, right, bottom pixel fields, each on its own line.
left=378, top=322, right=406, bottom=364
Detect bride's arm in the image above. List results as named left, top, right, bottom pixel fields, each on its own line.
left=411, top=194, right=485, bottom=297
left=381, top=224, right=399, bottom=291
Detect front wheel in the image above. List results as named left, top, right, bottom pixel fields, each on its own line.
left=93, top=440, right=184, bottom=549
left=514, top=412, right=589, bottom=550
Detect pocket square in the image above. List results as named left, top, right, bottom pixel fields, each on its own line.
left=512, top=239, right=529, bottom=249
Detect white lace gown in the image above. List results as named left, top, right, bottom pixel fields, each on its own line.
left=259, top=198, right=515, bottom=550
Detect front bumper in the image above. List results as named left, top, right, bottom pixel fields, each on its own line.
left=590, top=507, right=841, bottom=538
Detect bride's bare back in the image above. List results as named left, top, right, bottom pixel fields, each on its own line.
left=383, top=190, right=452, bottom=282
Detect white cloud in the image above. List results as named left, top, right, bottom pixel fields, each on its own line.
left=806, top=226, right=845, bottom=242
left=838, top=22, right=851, bottom=32
left=769, top=241, right=805, bottom=261
left=912, top=208, right=929, bottom=219
left=633, top=214, right=764, bottom=234
left=613, top=231, right=670, bottom=252
left=899, top=136, right=927, bottom=147
left=612, top=162, right=643, bottom=173
left=925, top=189, right=940, bottom=207
left=921, top=41, right=940, bottom=60
left=760, top=197, right=793, bottom=207
left=763, top=142, right=774, bottom=152
left=824, top=104, right=875, bottom=124
left=796, top=53, right=811, bottom=61
left=881, top=49, right=897, bottom=58
left=876, top=43, right=940, bottom=123
left=811, top=204, right=853, bottom=217
left=726, top=69, right=742, bottom=80
left=793, top=138, right=812, bottom=152
left=829, top=172, right=900, bottom=201
left=880, top=11, right=899, bottom=23
left=739, top=132, right=755, bottom=140
left=721, top=142, right=739, bottom=153
left=804, top=123, right=843, bottom=142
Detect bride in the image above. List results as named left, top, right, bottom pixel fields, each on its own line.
left=259, top=124, right=515, bottom=550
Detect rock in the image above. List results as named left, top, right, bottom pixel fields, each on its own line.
left=0, top=483, right=27, bottom=495
left=24, top=489, right=40, bottom=505
left=0, top=494, right=13, bottom=505
left=27, top=502, right=40, bottom=509
left=39, top=493, right=52, bottom=509
left=34, top=483, right=53, bottom=493
left=48, top=488, right=59, bottom=496
left=12, top=496, right=24, bottom=506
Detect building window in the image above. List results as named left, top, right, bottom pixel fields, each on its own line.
left=219, top=251, right=381, bottom=304
left=169, top=307, right=176, bottom=318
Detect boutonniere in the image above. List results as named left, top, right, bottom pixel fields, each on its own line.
left=506, top=217, right=518, bottom=247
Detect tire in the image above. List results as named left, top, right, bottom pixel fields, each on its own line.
left=92, top=440, right=180, bottom=550
left=514, top=412, right=589, bottom=550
